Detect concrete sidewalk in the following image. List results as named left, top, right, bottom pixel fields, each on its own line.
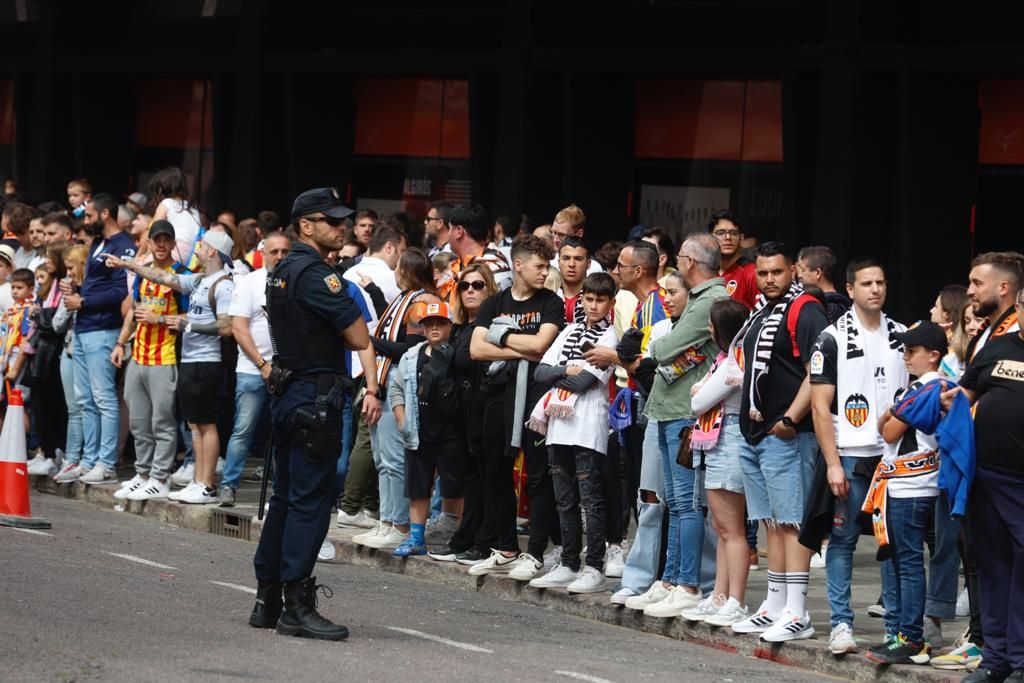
left=31, top=468, right=968, bottom=683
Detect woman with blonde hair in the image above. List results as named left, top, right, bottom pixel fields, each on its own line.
left=51, top=244, right=89, bottom=482
left=929, top=284, right=970, bottom=378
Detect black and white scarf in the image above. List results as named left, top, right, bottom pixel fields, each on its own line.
left=731, top=281, right=805, bottom=422
left=559, top=319, right=610, bottom=365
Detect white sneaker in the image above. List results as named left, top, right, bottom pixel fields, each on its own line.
left=624, top=582, right=671, bottom=611
left=644, top=586, right=702, bottom=618
left=604, top=544, right=625, bottom=578
left=351, top=520, right=386, bottom=546
left=810, top=547, right=827, bottom=569
left=542, top=546, right=562, bottom=570
left=681, top=593, right=725, bottom=622
left=178, top=482, right=218, bottom=504
left=372, top=526, right=409, bottom=550
left=468, top=550, right=520, bottom=577
left=829, top=622, right=858, bottom=654
left=760, top=609, right=815, bottom=642
left=529, top=564, right=578, bottom=589
left=508, top=553, right=544, bottom=581
left=705, top=597, right=750, bottom=627
left=317, top=538, right=336, bottom=562
left=731, top=600, right=781, bottom=634
left=610, top=587, right=639, bottom=605
left=53, top=462, right=84, bottom=483
left=215, top=457, right=225, bottom=475
left=337, top=509, right=377, bottom=529
left=114, top=474, right=147, bottom=499
left=170, top=463, right=194, bottom=487
left=955, top=587, right=970, bottom=618
left=27, top=454, right=56, bottom=476
left=127, top=478, right=171, bottom=501
left=425, top=514, right=459, bottom=544
left=80, top=464, right=116, bottom=484
left=168, top=481, right=197, bottom=501
left=567, top=566, right=605, bottom=594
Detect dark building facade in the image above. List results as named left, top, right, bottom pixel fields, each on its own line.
left=1, top=0, right=1021, bottom=320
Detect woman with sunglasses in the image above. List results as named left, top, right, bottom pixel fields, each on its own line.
left=428, top=263, right=500, bottom=562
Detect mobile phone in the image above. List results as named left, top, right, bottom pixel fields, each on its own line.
left=581, top=341, right=596, bottom=353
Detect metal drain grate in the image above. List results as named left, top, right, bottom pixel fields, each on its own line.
left=210, top=509, right=253, bottom=540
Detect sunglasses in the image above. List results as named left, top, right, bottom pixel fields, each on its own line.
left=458, top=280, right=486, bottom=291
left=305, top=214, right=346, bottom=228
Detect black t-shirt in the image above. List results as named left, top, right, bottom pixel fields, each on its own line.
left=740, top=295, right=829, bottom=443
left=474, top=287, right=565, bottom=441
left=960, top=333, right=1024, bottom=476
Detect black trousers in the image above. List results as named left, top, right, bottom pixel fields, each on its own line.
left=524, top=427, right=559, bottom=560
left=550, top=445, right=607, bottom=571
left=479, top=398, right=518, bottom=552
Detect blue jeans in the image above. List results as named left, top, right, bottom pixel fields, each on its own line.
left=73, top=329, right=120, bottom=469
left=826, top=455, right=886, bottom=628
left=881, top=496, right=936, bottom=643
left=622, top=419, right=665, bottom=594
left=658, top=418, right=702, bottom=587
left=59, top=351, right=84, bottom=463
left=334, top=396, right=353, bottom=499
left=926, top=492, right=962, bottom=620
left=369, top=399, right=409, bottom=526
left=221, top=372, right=270, bottom=491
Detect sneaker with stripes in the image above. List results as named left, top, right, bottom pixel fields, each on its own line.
left=760, top=608, right=815, bottom=642
left=731, top=600, right=780, bottom=634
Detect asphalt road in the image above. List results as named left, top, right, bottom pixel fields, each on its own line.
left=0, top=496, right=832, bottom=683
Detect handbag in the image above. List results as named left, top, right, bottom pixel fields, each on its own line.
left=676, top=424, right=694, bottom=469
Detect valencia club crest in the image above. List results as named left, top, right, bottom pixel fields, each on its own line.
left=844, top=393, right=869, bottom=428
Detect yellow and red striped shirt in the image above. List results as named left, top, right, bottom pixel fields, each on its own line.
left=133, top=268, right=180, bottom=366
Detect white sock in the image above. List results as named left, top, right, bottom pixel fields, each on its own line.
left=784, top=571, right=809, bottom=616
left=766, top=571, right=787, bottom=615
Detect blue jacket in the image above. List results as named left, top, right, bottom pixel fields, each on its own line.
left=892, top=377, right=976, bottom=517
left=76, top=232, right=136, bottom=333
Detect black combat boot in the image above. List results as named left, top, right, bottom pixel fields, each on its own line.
left=249, top=581, right=283, bottom=628
left=275, top=577, right=349, bottom=641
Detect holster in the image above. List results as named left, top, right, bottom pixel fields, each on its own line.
left=292, top=374, right=351, bottom=463
left=267, top=365, right=294, bottom=396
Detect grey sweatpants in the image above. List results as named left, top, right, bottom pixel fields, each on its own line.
left=124, top=360, right=179, bottom=481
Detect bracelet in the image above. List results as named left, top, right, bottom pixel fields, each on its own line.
left=256, top=358, right=267, bottom=369
left=364, top=388, right=380, bottom=398
left=116, top=342, right=127, bottom=350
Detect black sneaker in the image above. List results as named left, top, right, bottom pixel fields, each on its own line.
left=428, top=543, right=466, bottom=562
left=868, top=633, right=899, bottom=655
left=963, top=669, right=1010, bottom=683
left=455, top=548, right=489, bottom=566
left=865, top=636, right=931, bottom=665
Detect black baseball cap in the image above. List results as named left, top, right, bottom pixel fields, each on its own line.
left=291, top=187, right=354, bottom=221
left=893, top=320, right=948, bottom=355
left=148, top=219, right=175, bottom=240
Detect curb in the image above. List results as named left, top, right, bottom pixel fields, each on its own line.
left=33, top=476, right=966, bottom=683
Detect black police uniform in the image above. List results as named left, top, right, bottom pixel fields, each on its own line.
left=250, top=187, right=361, bottom=640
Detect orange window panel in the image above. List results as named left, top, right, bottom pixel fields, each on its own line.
left=0, top=80, right=14, bottom=145
left=979, top=79, right=1024, bottom=165
left=354, top=78, right=469, bottom=159
left=135, top=79, right=214, bottom=149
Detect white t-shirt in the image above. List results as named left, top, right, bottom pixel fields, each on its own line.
left=343, top=255, right=399, bottom=303
left=886, top=371, right=941, bottom=499
left=161, top=198, right=203, bottom=264
left=538, top=323, right=619, bottom=454
left=179, top=267, right=235, bottom=363
left=228, top=268, right=272, bottom=375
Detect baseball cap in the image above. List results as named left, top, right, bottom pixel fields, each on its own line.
left=202, top=230, right=235, bottom=269
left=0, top=244, right=14, bottom=267
left=148, top=219, right=175, bottom=241
left=893, top=320, right=948, bottom=355
left=420, top=302, right=454, bottom=323
left=126, top=191, right=148, bottom=207
left=291, top=187, right=354, bottom=221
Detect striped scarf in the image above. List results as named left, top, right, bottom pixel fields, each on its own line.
left=373, top=288, right=425, bottom=386
left=732, top=281, right=804, bottom=422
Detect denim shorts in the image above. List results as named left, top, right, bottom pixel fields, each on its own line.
left=738, top=431, right=818, bottom=525
left=701, top=415, right=744, bottom=494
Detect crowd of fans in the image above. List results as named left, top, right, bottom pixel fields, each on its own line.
left=3, top=168, right=1022, bottom=680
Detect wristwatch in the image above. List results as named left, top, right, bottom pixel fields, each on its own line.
left=780, top=415, right=796, bottom=429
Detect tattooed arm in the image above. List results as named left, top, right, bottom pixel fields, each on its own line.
left=101, top=254, right=184, bottom=293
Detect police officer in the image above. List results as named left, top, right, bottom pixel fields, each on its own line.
left=251, top=187, right=382, bottom=641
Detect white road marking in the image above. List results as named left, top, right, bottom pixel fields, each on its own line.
left=209, top=581, right=257, bottom=595
left=556, top=672, right=616, bottom=683
left=105, top=552, right=177, bottom=570
left=12, top=528, right=53, bottom=536
left=386, top=626, right=493, bottom=653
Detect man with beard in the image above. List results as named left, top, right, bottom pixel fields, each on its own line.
left=966, top=252, right=1023, bottom=361
left=59, top=193, right=136, bottom=484
left=730, top=241, right=828, bottom=642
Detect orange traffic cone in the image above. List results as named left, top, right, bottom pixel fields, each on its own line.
left=0, top=388, right=50, bottom=529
